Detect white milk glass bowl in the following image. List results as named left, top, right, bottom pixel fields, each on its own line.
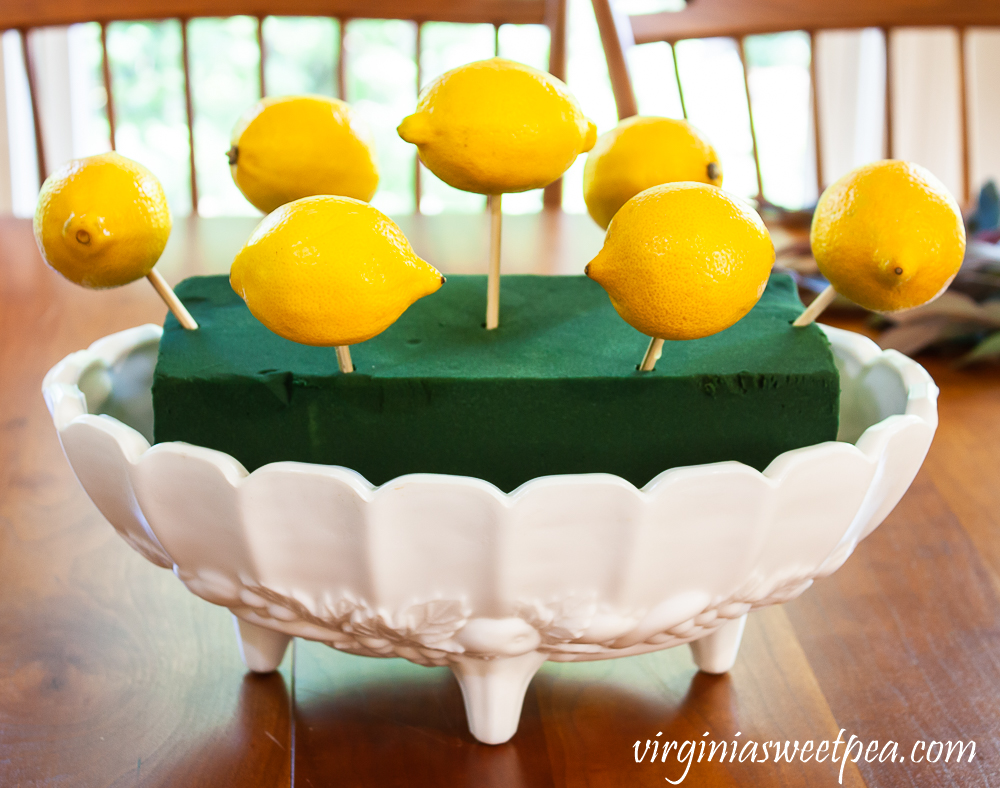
left=43, top=324, right=937, bottom=744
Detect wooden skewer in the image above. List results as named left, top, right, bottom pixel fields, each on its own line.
left=486, top=193, right=502, bottom=330
left=146, top=268, right=198, bottom=330
left=793, top=283, right=837, bottom=327
left=639, top=337, right=664, bottom=372
left=335, top=345, right=354, bottom=373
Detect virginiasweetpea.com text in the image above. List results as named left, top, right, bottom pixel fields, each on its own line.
left=634, top=728, right=975, bottom=784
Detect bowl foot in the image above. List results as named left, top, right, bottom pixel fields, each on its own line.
left=232, top=614, right=292, bottom=673
left=688, top=614, right=747, bottom=674
left=450, top=651, right=547, bottom=745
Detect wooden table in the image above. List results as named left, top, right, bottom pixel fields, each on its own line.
left=3, top=212, right=1000, bottom=787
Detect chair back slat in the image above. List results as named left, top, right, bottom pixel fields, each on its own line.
left=0, top=0, right=550, bottom=30
left=414, top=21, right=423, bottom=213
left=180, top=18, right=199, bottom=213
left=670, top=43, right=687, bottom=120
left=591, top=0, right=638, bottom=118
left=542, top=0, right=567, bottom=207
left=100, top=23, right=118, bottom=150
left=957, top=29, right=970, bottom=203
left=336, top=18, right=347, bottom=100
left=883, top=27, right=894, bottom=161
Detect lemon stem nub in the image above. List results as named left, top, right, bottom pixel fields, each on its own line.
left=336, top=345, right=354, bottom=373
left=792, top=283, right=837, bottom=327
left=485, top=194, right=503, bottom=330
left=147, top=269, right=199, bottom=330
left=639, top=337, right=664, bottom=372
left=76, top=229, right=91, bottom=245
left=707, top=162, right=720, bottom=181
left=227, top=146, right=238, bottom=166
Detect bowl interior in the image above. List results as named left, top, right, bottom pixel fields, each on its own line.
left=830, top=341, right=907, bottom=444
left=90, top=338, right=158, bottom=443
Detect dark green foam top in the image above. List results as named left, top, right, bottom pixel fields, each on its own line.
left=153, top=273, right=839, bottom=491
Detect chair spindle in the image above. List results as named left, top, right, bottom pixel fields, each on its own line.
left=670, top=41, right=687, bottom=120
left=19, top=28, right=47, bottom=186
left=736, top=36, right=764, bottom=204
left=808, top=30, right=823, bottom=195
left=100, top=23, right=117, bottom=151
left=180, top=18, right=198, bottom=214
left=257, top=16, right=266, bottom=98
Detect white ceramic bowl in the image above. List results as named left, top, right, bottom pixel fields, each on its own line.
left=43, top=324, right=937, bottom=744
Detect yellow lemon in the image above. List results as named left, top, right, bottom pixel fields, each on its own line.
left=583, top=116, right=722, bottom=229
left=33, top=152, right=171, bottom=289
left=231, top=196, right=443, bottom=347
left=811, top=160, right=965, bottom=312
left=229, top=95, right=379, bottom=214
left=397, top=57, right=596, bottom=194
left=586, top=183, right=774, bottom=340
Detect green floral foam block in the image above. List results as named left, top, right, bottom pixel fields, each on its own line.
left=153, top=273, right=839, bottom=492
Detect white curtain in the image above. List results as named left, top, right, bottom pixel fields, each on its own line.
left=817, top=27, right=971, bottom=200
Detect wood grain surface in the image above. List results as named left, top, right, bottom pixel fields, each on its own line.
left=625, top=0, right=1000, bottom=44
left=0, top=0, right=551, bottom=32
left=1, top=213, right=997, bottom=787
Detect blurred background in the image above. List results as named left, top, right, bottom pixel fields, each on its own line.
left=2, top=0, right=998, bottom=220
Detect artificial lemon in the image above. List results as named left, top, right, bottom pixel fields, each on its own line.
left=229, top=95, right=379, bottom=214
left=586, top=183, right=774, bottom=340
left=33, top=152, right=171, bottom=289
left=231, top=196, right=443, bottom=347
left=583, top=116, right=722, bottom=229
left=811, top=160, right=965, bottom=313
left=397, top=57, right=596, bottom=194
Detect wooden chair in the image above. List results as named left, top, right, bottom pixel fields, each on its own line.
left=1, top=0, right=568, bottom=214
left=591, top=0, right=1000, bottom=207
